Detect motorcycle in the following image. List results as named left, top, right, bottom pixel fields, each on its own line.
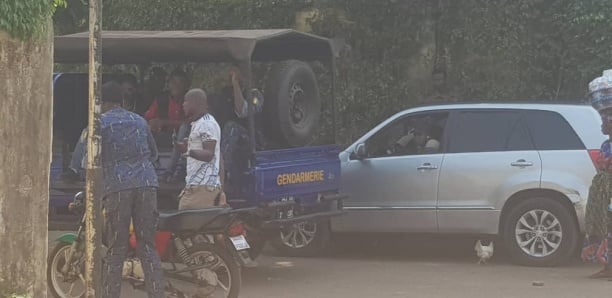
left=48, top=191, right=252, bottom=298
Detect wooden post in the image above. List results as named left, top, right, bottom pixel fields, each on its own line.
left=85, top=0, right=103, bottom=296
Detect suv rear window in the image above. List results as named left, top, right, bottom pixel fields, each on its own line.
left=523, top=110, right=584, bottom=150
left=448, top=110, right=534, bottom=153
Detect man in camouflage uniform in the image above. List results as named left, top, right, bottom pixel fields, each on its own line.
left=209, top=66, right=265, bottom=195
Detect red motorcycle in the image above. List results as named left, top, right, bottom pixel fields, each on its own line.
left=48, top=192, right=252, bottom=298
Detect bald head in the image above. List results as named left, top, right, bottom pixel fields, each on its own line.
left=185, top=88, right=207, bottom=103
left=183, top=88, right=209, bottom=120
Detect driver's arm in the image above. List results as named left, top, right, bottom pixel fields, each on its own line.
left=395, top=129, right=415, bottom=147
left=387, top=129, right=415, bottom=155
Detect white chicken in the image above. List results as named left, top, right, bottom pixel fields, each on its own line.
left=474, top=240, right=494, bottom=264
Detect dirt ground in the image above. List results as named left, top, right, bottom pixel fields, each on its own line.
left=48, top=232, right=610, bottom=298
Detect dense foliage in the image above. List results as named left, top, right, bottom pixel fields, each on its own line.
left=53, top=0, right=612, bottom=144
left=0, top=0, right=64, bottom=39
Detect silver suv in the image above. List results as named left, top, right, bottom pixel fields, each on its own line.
left=334, top=104, right=604, bottom=266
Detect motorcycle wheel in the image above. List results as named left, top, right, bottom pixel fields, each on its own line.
left=48, top=242, right=85, bottom=298
left=183, top=243, right=241, bottom=298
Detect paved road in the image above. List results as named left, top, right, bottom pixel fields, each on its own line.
left=48, top=232, right=610, bottom=298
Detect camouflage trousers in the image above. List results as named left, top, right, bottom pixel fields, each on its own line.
left=102, top=187, right=164, bottom=298
left=221, top=121, right=265, bottom=193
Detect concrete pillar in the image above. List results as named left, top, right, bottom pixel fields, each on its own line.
left=0, top=29, right=53, bottom=297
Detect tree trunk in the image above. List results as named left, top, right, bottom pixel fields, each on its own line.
left=0, top=29, right=53, bottom=297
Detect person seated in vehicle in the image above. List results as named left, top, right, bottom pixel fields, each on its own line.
left=139, top=67, right=167, bottom=111
left=144, top=69, right=191, bottom=182
left=118, top=73, right=148, bottom=116
left=387, top=119, right=440, bottom=156
left=208, top=65, right=265, bottom=195
left=144, top=68, right=189, bottom=133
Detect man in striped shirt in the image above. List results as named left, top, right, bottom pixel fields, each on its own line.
left=175, top=88, right=223, bottom=210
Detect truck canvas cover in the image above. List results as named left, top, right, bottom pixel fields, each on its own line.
left=54, top=29, right=335, bottom=64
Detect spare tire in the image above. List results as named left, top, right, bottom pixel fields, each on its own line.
left=264, top=60, right=321, bottom=147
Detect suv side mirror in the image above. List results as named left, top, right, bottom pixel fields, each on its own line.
left=352, top=143, right=367, bottom=160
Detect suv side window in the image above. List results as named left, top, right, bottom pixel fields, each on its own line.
left=365, top=112, right=448, bottom=158
left=448, top=110, right=534, bottom=153
left=523, top=110, right=585, bottom=150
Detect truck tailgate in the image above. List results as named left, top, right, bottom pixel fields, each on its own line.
left=253, top=145, right=341, bottom=200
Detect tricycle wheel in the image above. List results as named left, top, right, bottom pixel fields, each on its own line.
left=272, top=220, right=330, bottom=257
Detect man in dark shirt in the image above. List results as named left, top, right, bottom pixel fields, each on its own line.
left=140, top=67, right=167, bottom=112
left=118, top=73, right=148, bottom=116
left=98, top=81, right=164, bottom=298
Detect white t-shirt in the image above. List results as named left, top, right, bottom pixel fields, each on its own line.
left=185, top=114, right=221, bottom=187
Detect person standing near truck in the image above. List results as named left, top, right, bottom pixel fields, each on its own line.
left=582, top=70, right=612, bottom=279
left=97, top=81, right=165, bottom=298
left=175, top=88, right=224, bottom=209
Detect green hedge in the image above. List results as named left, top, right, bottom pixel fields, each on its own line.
left=53, top=0, right=612, bottom=144
left=0, top=0, right=64, bottom=39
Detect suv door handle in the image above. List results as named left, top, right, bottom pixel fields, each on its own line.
left=417, top=163, right=438, bottom=170
left=511, top=159, right=533, bottom=167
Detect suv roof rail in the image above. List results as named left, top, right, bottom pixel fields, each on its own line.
left=422, top=100, right=589, bottom=106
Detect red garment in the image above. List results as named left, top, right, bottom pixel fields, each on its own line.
left=596, top=140, right=612, bottom=171
left=144, top=96, right=184, bottom=131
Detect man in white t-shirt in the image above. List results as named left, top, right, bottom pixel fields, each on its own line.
left=175, top=88, right=224, bottom=210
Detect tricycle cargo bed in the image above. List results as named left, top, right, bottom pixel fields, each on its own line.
left=253, top=145, right=342, bottom=201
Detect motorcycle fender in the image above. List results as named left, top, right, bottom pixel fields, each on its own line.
left=57, top=233, right=78, bottom=244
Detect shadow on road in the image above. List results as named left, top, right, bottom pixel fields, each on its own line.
left=267, top=234, right=583, bottom=267
left=329, top=235, right=509, bottom=263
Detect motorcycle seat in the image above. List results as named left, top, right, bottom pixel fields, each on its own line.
left=157, top=207, right=231, bottom=232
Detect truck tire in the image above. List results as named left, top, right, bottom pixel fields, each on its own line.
left=272, top=220, right=331, bottom=257
left=502, top=197, right=578, bottom=267
left=264, top=60, right=321, bottom=147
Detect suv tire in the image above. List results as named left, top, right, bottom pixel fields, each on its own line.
left=502, top=197, right=578, bottom=267
left=272, top=220, right=331, bottom=257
